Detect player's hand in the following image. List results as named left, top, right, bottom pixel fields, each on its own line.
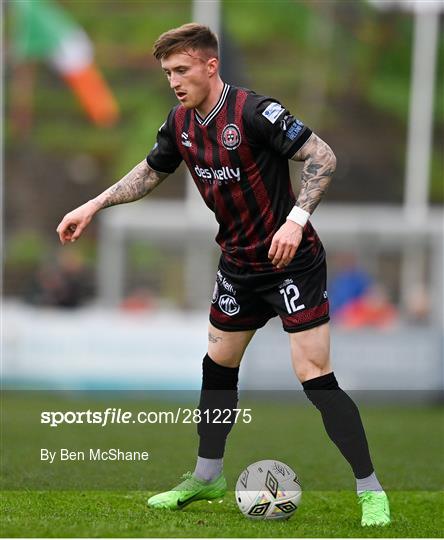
left=268, top=220, right=303, bottom=269
left=56, top=200, right=98, bottom=245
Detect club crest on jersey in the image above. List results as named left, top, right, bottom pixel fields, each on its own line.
left=221, top=124, right=241, bottom=150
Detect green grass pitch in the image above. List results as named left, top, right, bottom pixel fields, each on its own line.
left=1, top=392, right=443, bottom=537
left=2, top=490, right=443, bottom=538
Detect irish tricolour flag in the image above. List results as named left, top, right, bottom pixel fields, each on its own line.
left=11, top=0, right=119, bottom=126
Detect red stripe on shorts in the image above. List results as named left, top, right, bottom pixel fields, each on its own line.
left=210, top=306, right=272, bottom=327
left=282, top=301, right=329, bottom=327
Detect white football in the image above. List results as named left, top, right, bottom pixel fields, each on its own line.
left=235, top=459, right=302, bottom=520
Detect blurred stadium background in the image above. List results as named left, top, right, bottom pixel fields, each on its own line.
left=3, top=0, right=444, bottom=393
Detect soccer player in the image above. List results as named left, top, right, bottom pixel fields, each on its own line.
left=56, top=23, right=390, bottom=527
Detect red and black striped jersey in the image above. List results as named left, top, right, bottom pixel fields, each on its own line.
left=147, top=84, right=323, bottom=272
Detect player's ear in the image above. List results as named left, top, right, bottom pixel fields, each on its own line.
left=207, top=57, right=219, bottom=77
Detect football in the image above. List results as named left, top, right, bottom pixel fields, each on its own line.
left=235, top=459, right=302, bottom=520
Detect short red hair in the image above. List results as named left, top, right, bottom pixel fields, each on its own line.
left=153, top=23, right=219, bottom=60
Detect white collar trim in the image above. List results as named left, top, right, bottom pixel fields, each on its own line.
left=194, top=84, right=230, bottom=126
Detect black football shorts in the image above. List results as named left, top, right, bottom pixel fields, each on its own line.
left=209, top=254, right=330, bottom=333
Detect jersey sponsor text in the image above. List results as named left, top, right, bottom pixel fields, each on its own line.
left=194, top=165, right=241, bottom=183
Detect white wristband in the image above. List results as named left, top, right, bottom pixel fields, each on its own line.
left=286, top=206, right=310, bottom=227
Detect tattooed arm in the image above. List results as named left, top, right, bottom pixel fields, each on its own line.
left=268, top=133, right=336, bottom=268
left=290, top=133, right=336, bottom=215
left=56, top=160, right=168, bottom=244
left=91, top=160, right=168, bottom=210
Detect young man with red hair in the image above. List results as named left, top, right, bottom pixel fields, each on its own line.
left=57, top=23, right=390, bottom=527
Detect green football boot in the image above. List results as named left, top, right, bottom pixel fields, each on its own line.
left=147, top=472, right=227, bottom=510
left=358, top=490, right=391, bottom=526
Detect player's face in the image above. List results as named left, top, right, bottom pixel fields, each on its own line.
left=161, top=50, right=217, bottom=109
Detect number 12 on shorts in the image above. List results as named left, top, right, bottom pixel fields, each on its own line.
left=279, top=284, right=305, bottom=314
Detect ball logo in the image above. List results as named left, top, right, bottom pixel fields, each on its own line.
left=218, top=294, right=240, bottom=316
left=221, top=124, right=241, bottom=150
left=272, top=462, right=292, bottom=478
left=239, top=469, right=249, bottom=489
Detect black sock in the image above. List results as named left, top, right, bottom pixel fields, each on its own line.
left=302, top=372, right=374, bottom=479
left=197, top=354, right=239, bottom=459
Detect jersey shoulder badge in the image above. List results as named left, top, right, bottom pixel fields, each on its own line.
left=262, top=102, right=285, bottom=124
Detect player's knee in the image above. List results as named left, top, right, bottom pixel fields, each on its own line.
left=290, top=325, right=330, bottom=382
left=294, top=361, right=331, bottom=383
left=292, top=349, right=331, bottom=382
left=207, top=348, right=243, bottom=368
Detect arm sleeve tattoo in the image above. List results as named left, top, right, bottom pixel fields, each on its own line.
left=91, top=160, right=169, bottom=210
left=290, top=133, right=336, bottom=215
